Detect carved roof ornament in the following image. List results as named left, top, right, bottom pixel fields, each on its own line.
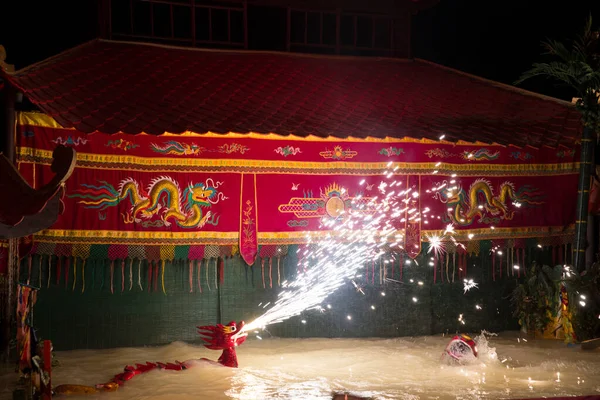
left=0, top=45, right=15, bottom=74
left=0, top=145, right=76, bottom=239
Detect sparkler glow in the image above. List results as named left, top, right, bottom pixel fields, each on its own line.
left=239, top=166, right=412, bottom=334
left=463, top=278, right=479, bottom=294
left=235, top=141, right=525, bottom=339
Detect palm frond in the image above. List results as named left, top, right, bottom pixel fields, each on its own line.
left=517, top=15, right=600, bottom=99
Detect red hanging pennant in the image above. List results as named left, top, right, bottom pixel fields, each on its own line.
left=239, top=173, right=258, bottom=266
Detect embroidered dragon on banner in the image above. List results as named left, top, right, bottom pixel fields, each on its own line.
left=69, top=177, right=226, bottom=228
left=433, top=179, right=545, bottom=226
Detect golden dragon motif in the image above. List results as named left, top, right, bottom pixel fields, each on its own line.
left=70, top=176, right=226, bottom=228
left=434, top=179, right=544, bottom=226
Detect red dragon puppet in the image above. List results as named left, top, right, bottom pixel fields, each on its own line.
left=441, top=334, right=478, bottom=364
left=53, top=321, right=247, bottom=395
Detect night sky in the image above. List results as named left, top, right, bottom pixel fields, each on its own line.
left=1, top=0, right=599, bottom=102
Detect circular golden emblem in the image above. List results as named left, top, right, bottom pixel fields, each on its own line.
left=325, top=196, right=345, bottom=218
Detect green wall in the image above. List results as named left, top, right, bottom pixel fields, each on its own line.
left=17, top=242, right=556, bottom=350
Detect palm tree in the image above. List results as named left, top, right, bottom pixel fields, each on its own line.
left=516, top=16, right=600, bottom=272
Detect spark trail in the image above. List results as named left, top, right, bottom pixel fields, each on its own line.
left=240, top=166, right=417, bottom=334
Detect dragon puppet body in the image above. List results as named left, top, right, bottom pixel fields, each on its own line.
left=53, top=321, right=247, bottom=395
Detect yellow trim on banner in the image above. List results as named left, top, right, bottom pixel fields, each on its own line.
left=16, top=111, right=526, bottom=147
left=16, top=147, right=579, bottom=175
left=32, top=225, right=574, bottom=245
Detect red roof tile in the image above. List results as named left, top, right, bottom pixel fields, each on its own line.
left=4, top=39, right=582, bottom=147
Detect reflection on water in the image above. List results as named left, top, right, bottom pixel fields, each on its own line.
left=3, top=333, right=600, bottom=399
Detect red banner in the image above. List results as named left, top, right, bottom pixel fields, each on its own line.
left=15, top=113, right=578, bottom=247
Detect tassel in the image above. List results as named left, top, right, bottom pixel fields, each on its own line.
left=38, top=256, right=43, bottom=288
left=219, top=258, right=224, bottom=286
left=154, top=261, right=159, bottom=292
left=56, top=257, right=61, bottom=285
left=47, top=256, right=51, bottom=288
left=65, top=257, right=70, bottom=288
left=189, top=260, right=193, bottom=293
left=371, top=260, right=375, bottom=285
left=492, top=251, right=496, bottom=281
left=161, top=260, right=166, bottom=295
left=27, top=255, right=32, bottom=285
left=399, top=254, right=403, bottom=281
left=277, top=257, right=281, bottom=286
left=206, top=260, right=211, bottom=291
left=452, top=252, right=456, bottom=282
left=440, top=254, right=444, bottom=283
left=446, top=253, right=450, bottom=283
left=72, top=258, right=77, bottom=291
left=110, top=260, right=115, bottom=294
left=379, top=259, right=383, bottom=285
left=269, top=258, right=273, bottom=288
left=197, top=260, right=202, bottom=293
left=147, top=262, right=152, bottom=292
left=92, top=261, right=96, bottom=290
left=433, top=255, right=437, bottom=284
left=506, top=248, right=509, bottom=278
left=101, top=260, right=105, bottom=290
left=261, top=259, right=266, bottom=289
left=81, top=260, right=86, bottom=293
left=214, top=259, right=218, bottom=289
left=129, top=259, right=133, bottom=291
left=138, top=259, right=143, bottom=291
left=119, top=260, right=123, bottom=292
left=517, top=248, right=521, bottom=278
left=383, top=259, right=387, bottom=283
left=496, top=250, right=501, bottom=279
left=391, top=257, right=395, bottom=280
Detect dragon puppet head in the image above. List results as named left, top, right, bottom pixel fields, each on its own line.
left=442, top=334, right=478, bottom=364
left=197, top=321, right=248, bottom=368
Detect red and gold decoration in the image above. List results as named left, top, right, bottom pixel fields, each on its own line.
left=14, top=112, right=577, bottom=265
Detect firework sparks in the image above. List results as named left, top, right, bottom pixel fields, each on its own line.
left=239, top=167, right=409, bottom=334
left=463, top=278, right=479, bottom=294
left=426, top=234, right=446, bottom=259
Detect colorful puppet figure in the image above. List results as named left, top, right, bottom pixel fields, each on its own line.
left=53, top=321, right=247, bottom=395
left=441, top=334, right=478, bottom=364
